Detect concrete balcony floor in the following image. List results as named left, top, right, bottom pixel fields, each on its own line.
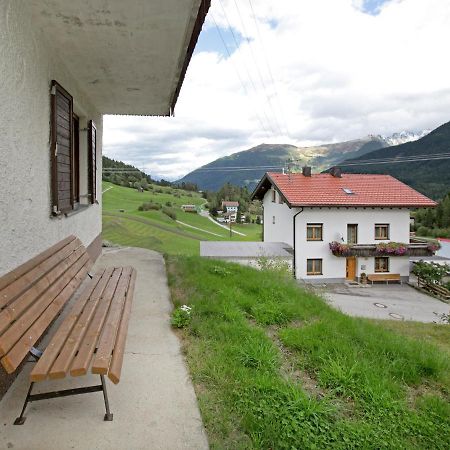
left=0, top=247, right=208, bottom=450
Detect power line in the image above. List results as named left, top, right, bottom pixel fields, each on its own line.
left=216, top=0, right=277, bottom=136
left=211, top=13, right=272, bottom=137
left=175, top=152, right=450, bottom=174
left=247, top=0, right=292, bottom=139
left=232, top=0, right=285, bottom=136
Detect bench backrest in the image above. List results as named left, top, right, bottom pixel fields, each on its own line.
left=0, top=236, right=92, bottom=374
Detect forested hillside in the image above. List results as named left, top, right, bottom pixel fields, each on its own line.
left=340, top=121, right=450, bottom=200
left=178, top=137, right=386, bottom=191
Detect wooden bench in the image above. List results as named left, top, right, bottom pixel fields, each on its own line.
left=0, top=235, right=136, bottom=424
left=367, top=273, right=402, bottom=285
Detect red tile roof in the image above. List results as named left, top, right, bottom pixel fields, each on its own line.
left=222, top=201, right=239, bottom=207
left=258, top=173, right=437, bottom=207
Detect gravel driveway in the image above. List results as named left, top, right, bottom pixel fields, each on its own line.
left=322, top=283, right=449, bottom=323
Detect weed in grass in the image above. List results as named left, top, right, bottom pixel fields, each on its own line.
left=171, top=305, right=192, bottom=328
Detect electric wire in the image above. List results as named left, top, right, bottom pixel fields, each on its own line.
left=210, top=13, right=273, bottom=137
left=247, top=0, right=292, bottom=139
left=216, top=0, right=277, bottom=136
left=232, top=0, right=285, bottom=137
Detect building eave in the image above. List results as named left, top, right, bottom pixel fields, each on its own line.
left=170, top=0, right=211, bottom=115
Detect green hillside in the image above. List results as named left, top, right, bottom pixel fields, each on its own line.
left=178, top=137, right=386, bottom=191
left=341, top=121, right=450, bottom=200
left=101, top=182, right=262, bottom=255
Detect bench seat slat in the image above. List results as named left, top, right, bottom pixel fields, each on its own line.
left=0, top=238, right=81, bottom=309
left=1, top=259, right=92, bottom=374
left=0, top=236, right=76, bottom=293
left=47, top=267, right=114, bottom=379
left=0, top=246, right=87, bottom=336
left=0, top=253, right=89, bottom=358
left=29, top=270, right=105, bottom=382
left=108, top=268, right=137, bottom=384
left=91, top=267, right=132, bottom=375
left=70, top=268, right=123, bottom=377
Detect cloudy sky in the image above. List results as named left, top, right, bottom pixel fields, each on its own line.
left=103, top=0, right=450, bottom=180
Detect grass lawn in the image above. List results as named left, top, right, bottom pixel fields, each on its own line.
left=102, top=182, right=263, bottom=254
left=167, top=256, right=450, bottom=449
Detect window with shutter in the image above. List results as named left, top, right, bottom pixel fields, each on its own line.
left=72, top=114, right=80, bottom=204
left=88, top=120, right=97, bottom=204
left=50, top=80, right=73, bottom=215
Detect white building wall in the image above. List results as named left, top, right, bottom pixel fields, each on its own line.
left=0, top=1, right=102, bottom=275
left=294, top=208, right=410, bottom=281
left=263, top=189, right=295, bottom=246
left=262, top=186, right=411, bottom=282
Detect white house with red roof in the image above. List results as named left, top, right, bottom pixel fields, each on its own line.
left=221, top=201, right=239, bottom=223
left=251, top=167, right=437, bottom=283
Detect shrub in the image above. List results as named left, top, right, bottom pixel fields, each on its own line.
left=162, top=207, right=177, bottom=220
left=171, top=305, right=192, bottom=328
left=416, top=226, right=431, bottom=237
left=165, top=201, right=172, bottom=207
left=138, top=202, right=161, bottom=211
left=412, top=261, right=450, bottom=285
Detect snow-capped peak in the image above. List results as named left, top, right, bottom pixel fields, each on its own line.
left=381, top=130, right=430, bottom=146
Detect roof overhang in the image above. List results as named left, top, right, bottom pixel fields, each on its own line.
left=31, top=0, right=210, bottom=115
left=251, top=173, right=291, bottom=206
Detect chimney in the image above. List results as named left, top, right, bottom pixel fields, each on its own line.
left=302, top=166, right=311, bottom=177
left=330, top=166, right=342, bottom=178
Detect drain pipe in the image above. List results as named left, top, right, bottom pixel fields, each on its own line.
left=292, top=207, right=304, bottom=278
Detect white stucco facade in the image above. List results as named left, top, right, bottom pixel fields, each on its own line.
left=0, top=0, right=208, bottom=276
left=0, top=1, right=102, bottom=275
left=263, top=188, right=411, bottom=282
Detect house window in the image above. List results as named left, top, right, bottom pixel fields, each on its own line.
left=272, top=189, right=276, bottom=203
left=307, top=224, right=323, bottom=241
left=375, top=257, right=389, bottom=273
left=50, top=80, right=97, bottom=214
left=307, top=259, right=322, bottom=275
left=347, top=224, right=358, bottom=244
left=272, top=216, right=276, bottom=224
left=375, top=224, right=390, bottom=240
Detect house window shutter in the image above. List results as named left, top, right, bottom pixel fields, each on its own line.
left=50, top=80, right=73, bottom=214
left=88, top=120, right=97, bottom=204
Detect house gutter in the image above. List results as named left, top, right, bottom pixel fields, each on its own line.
left=292, top=207, right=304, bottom=278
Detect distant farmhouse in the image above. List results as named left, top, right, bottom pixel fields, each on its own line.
left=221, top=201, right=239, bottom=223
left=181, top=204, right=197, bottom=213
left=251, top=167, right=437, bottom=283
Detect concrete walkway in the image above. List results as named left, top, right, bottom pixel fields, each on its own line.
left=0, top=247, right=208, bottom=450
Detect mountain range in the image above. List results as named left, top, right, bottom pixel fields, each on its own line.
left=339, top=121, right=450, bottom=200
left=177, top=129, right=433, bottom=193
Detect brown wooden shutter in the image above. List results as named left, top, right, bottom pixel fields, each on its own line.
left=72, top=114, right=80, bottom=204
left=88, top=120, right=97, bottom=204
left=50, top=80, right=73, bottom=214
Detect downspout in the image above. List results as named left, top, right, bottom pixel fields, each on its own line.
left=292, top=207, right=304, bottom=278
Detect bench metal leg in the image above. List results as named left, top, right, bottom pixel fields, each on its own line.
left=14, top=382, right=35, bottom=425
left=101, top=375, right=113, bottom=421
left=13, top=377, right=114, bottom=424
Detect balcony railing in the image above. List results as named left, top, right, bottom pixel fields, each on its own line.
left=329, top=240, right=440, bottom=257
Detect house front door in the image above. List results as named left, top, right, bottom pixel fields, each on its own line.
left=346, top=257, right=356, bottom=281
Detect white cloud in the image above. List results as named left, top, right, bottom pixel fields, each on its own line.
left=104, top=0, right=450, bottom=179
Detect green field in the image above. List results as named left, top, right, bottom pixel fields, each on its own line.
left=167, top=256, right=450, bottom=449
left=102, top=182, right=262, bottom=254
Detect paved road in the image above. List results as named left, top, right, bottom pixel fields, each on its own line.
left=322, top=283, right=449, bottom=323
left=176, top=219, right=225, bottom=238
left=200, top=212, right=247, bottom=236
